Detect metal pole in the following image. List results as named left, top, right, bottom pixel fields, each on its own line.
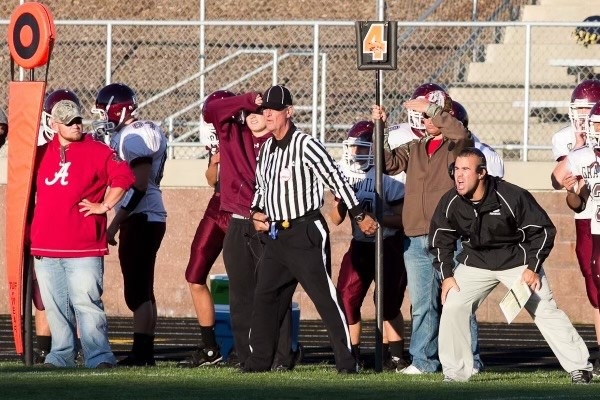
left=522, top=23, right=531, bottom=161
left=105, top=24, right=112, bottom=85
left=23, top=257, right=33, bottom=366
left=373, top=0, right=386, bottom=374
left=199, top=0, right=206, bottom=102
left=319, top=54, right=327, bottom=144
left=311, top=24, right=320, bottom=137
left=472, top=0, right=478, bottom=62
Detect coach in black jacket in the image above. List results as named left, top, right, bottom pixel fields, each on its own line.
left=429, top=147, right=592, bottom=384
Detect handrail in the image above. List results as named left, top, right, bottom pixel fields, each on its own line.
left=429, top=0, right=515, bottom=84
left=167, top=51, right=327, bottom=145
left=139, top=49, right=278, bottom=109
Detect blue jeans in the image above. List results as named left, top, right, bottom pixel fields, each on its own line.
left=34, top=256, right=116, bottom=368
left=404, top=235, right=483, bottom=372
left=404, top=235, right=442, bottom=372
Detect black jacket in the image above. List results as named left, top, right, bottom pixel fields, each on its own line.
left=429, top=177, right=556, bottom=279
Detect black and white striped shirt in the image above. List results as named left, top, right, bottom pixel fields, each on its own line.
left=252, top=124, right=359, bottom=222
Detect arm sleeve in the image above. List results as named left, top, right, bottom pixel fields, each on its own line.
left=429, top=193, right=459, bottom=279
left=303, top=136, right=360, bottom=210
left=433, top=111, right=474, bottom=157
left=516, top=190, right=557, bottom=272
left=204, top=92, right=259, bottom=139
left=383, top=142, right=411, bottom=176
left=106, top=150, right=135, bottom=190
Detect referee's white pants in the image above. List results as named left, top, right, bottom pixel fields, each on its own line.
left=439, top=264, right=591, bottom=381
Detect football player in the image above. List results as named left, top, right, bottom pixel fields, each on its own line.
left=556, top=81, right=600, bottom=376
left=177, top=90, right=234, bottom=368
left=332, top=120, right=408, bottom=370
left=93, top=83, right=168, bottom=366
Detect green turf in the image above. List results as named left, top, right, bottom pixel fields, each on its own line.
left=0, top=362, right=597, bottom=400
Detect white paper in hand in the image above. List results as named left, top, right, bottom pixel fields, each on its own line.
left=499, top=278, right=532, bottom=324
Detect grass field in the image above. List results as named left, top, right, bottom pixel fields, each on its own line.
left=0, top=362, right=597, bottom=400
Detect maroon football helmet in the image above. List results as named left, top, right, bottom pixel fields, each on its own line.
left=92, top=83, right=138, bottom=136
left=408, top=83, right=452, bottom=133
left=41, top=89, right=81, bottom=139
left=202, top=90, right=236, bottom=125
left=342, top=120, right=374, bottom=173
left=570, top=79, right=600, bottom=133
left=450, top=101, right=469, bottom=129
left=586, top=100, right=600, bottom=148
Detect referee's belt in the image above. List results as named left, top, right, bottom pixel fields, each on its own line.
left=272, top=210, right=321, bottom=230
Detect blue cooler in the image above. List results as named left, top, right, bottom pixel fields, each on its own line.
left=214, top=303, right=301, bottom=361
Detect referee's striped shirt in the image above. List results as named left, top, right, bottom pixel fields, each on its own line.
left=252, top=123, right=360, bottom=222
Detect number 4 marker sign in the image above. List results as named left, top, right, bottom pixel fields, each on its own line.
left=355, top=21, right=397, bottom=70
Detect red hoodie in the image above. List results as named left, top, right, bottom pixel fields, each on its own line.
left=203, top=92, right=271, bottom=216
left=30, top=135, right=134, bottom=257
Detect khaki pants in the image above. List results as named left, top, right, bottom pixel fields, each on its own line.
left=440, top=264, right=591, bottom=381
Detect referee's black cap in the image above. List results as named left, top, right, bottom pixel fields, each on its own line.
left=262, top=85, right=293, bottom=111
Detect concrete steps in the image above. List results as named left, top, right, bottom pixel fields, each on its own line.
left=451, top=0, right=595, bottom=160
left=521, top=3, right=592, bottom=22
left=449, top=87, right=572, bottom=122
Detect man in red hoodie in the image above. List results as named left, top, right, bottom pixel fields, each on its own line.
left=30, top=100, right=134, bottom=368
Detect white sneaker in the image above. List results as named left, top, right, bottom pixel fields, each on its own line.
left=473, top=368, right=479, bottom=374
left=397, top=364, right=423, bottom=374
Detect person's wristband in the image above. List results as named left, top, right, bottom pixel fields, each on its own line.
left=353, top=212, right=366, bottom=223
left=425, top=103, right=442, bottom=118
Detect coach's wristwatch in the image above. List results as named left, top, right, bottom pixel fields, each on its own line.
left=353, top=212, right=366, bottom=223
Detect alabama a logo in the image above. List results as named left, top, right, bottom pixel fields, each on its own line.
left=45, top=162, right=72, bottom=186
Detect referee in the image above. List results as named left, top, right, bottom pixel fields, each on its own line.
left=244, top=85, right=378, bottom=373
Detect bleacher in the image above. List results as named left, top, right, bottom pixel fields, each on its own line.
left=449, top=0, right=596, bottom=160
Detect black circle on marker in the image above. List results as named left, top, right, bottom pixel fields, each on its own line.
left=12, top=12, right=40, bottom=60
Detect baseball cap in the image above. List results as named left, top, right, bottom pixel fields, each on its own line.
left=262, top=85, right=293, bottom=111
left=0, top=109, right=7, bottom=125
left=51, top=100, right=82, bottom=125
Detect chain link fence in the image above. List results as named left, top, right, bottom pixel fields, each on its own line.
left=1, top=1, right=596, bottom=162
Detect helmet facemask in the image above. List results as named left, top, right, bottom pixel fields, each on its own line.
left=199, top=119, right=219, bottom=154
left=407, top=109, right=426, bottom=131
left=342, top=137, right=374, bottom=173
left=90, top=107, right=116, bottom=143
left=569, top=103, right=592, bottom=134
left=40, top=111, right=57, bottom=142
left=586, top=107, right=600, bottom=149
left=408, top=89, right=450, bottom=133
